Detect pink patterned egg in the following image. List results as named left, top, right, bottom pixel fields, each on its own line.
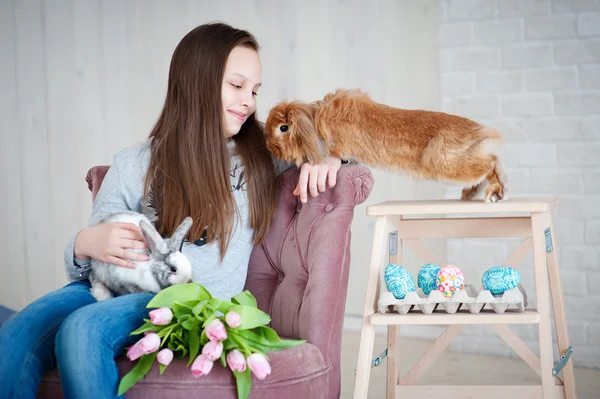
left=435, top=265, right=465, bottom=298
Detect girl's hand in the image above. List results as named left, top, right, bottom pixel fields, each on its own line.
left=74, top=223, right=149, bottom=268
left=293, top=157, right=342, bottom=203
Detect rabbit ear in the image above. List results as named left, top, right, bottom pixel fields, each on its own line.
left=290, top=103, right=325, bottom=164
left=168, top=216, right=193, bottom=252
left=139, top=220, right=168, bottom=255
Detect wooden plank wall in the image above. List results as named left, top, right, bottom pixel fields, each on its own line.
left=0, top=0, right=442, bottom=313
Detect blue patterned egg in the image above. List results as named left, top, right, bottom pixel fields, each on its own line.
left=417, top=263, right=440, bottom=295
left=384, top=263, right=416, bottom=299
left=482, top=266, right=522, bottom=295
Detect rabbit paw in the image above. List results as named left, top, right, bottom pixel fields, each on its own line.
left=487, top=193, right=500, bottom=202
left=461, top=184, right=482, bottom=201
left=91, top=283, right=114, bottom=301
left=485, top=185, right=505, bottom=203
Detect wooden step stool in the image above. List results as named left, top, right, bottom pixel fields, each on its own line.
left=353, top=198, right=577, bottom=399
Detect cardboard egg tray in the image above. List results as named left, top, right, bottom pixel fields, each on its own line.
left=378, top=284, right=528, bottom=315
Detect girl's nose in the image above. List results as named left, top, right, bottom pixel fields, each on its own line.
left=240, top=90, right=254, bottom=108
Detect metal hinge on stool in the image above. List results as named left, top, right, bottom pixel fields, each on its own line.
left=552, top=346, right=573, bottom=376
left=389, top=232, right=398, bottom=258
left=372, top=348, right=388, bottom=368
left=353, top=348, right=389, bottom=375
left=545, top=228, right=553, bottom=252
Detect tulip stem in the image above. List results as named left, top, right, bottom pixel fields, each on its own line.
left=159, top=324, right=177, bottom=346
left=228, top=331, right=252, bottom=357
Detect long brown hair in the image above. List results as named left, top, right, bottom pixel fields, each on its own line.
left=144, top=23, right=278, bottom=259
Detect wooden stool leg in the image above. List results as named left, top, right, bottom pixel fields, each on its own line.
left=387, top=223, right=402, bottom=399
left=354, top=216, right=393, bottom=398
left=387, top=326, right=400, bottom=399
left=531, top=212, right=558, bottom=399
left=545, top=212, right=577, bottom=399
left=354, top=323, right=377, bottom=399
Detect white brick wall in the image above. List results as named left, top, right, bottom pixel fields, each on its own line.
left=437, top=0, right=600, bottom=369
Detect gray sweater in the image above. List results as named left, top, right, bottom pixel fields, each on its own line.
left=63, top=139, right=293, bottom=301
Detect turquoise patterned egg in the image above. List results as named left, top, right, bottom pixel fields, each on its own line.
left=384, top=263, right=416, bottom=299
left=482, top=266, right=522, bottom=295
left=417, top=263, right=440, bottom=295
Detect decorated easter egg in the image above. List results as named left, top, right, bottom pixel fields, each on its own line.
left=435, top=265, right=465, bottom=298
left=418, top=263, right=440, bottom=295
left=384, top=263, right=416, bottom=299
left=482, top=266, right=522, bottom=295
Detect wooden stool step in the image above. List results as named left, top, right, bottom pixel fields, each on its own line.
left=353, top=198, right=576, bottom=399
left=365, top=197, right=560, bottom=215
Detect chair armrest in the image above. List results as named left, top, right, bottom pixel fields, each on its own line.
left=245, top=164, right=374, bottom=366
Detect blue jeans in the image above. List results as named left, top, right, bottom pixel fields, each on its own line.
left=0, top=304, right=16, bottom=327
left=0, top=280, right=154, bottom=399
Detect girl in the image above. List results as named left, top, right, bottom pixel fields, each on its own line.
left=0, top=23, right=345, bottom=399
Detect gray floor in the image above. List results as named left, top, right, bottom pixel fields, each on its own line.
left=341, top=331, right=599, bottom=399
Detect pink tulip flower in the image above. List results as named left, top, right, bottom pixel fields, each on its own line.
left=157, top=348, right=174, bottom=366
left=201, top=340, right=223, bottom=361
left=247, top=353, right=271, bottom=380
left=191, top=354, right=213, bottom=377
left=205, top=319, right=227, bottom=342
left=226, top=349, right=246, bottom=372
left=139, top=332, right=161, bottom=354
left=225, top=311, right=242, bottom=328
left=126, top=340, right=145, bottom=361
left=149, top=308, right=173, bottom=325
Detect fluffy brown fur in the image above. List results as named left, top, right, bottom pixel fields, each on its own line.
left=264, top=88, right=506, bottom=202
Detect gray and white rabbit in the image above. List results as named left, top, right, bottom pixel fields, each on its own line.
left=89, top=211, right=194, bottom=301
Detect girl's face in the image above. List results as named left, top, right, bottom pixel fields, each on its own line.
left=221, top=46, right=262, bottom=137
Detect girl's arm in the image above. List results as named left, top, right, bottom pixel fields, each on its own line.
left=64, top=155, right=148, bottom=281
left=272, top=153, right=358, bottom=203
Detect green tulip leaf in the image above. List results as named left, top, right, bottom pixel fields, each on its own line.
left=130, top=321, right=165, bottom=336
left=228, top=305, right=270, bottom=330
left=182, top=318, right=200, bottom=331
left=219, top=350, right=227, bottom=368
left=117, top=352, right=157, bottom=396
left=187, top=329, right=200, bottom=367
left=233, top=368, right=252, bottom=399
left=231, top=290, right=257, bottom=308
left=209, top=298, right=234, bottom=314
left=147, top=283, right=211, bottom=308
left=172, top=302, right=193, bottom=319
left=192, top=300, right=208, bottom=317
left=235, top=329, right=306, bottom=351
left=222, top=336, right=237, bottom=351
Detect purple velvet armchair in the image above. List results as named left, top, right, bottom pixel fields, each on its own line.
left=38, top=163, right=373, bottom=398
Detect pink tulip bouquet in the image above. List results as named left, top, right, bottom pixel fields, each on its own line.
left=117, top=283, right=305, bottom=398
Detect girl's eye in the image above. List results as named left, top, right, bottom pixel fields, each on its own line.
left=230, top=83, right=258, bottom=96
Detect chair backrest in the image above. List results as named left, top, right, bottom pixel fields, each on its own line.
left=86, top=166, right=109, bottom=203
left=244, top=165, right=373, bottom=399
